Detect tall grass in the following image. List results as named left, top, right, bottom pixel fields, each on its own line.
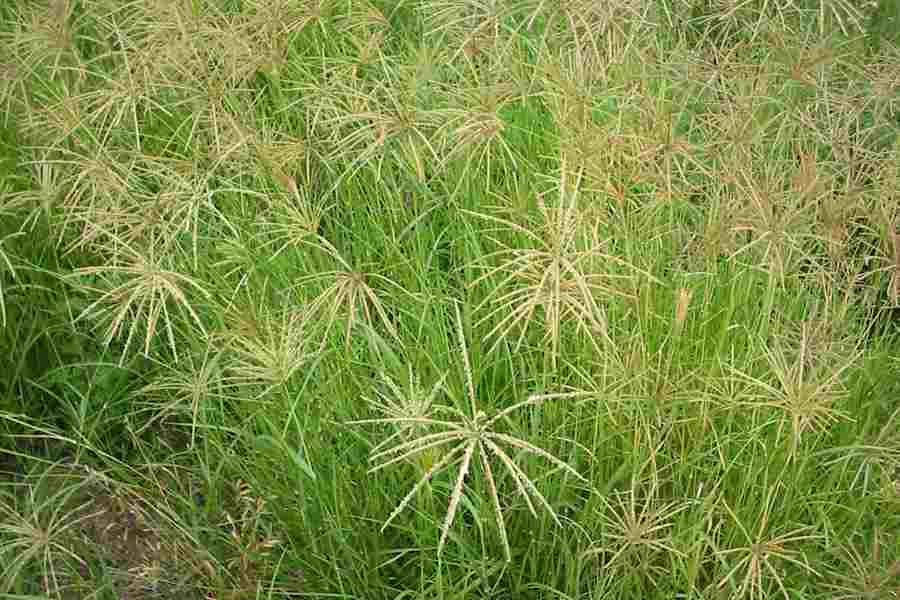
left=1, top=1, right=899, bottom=598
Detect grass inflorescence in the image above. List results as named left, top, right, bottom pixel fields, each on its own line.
left=1, top=1, right=899, bottom=598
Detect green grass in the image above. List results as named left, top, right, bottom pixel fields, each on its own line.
left=1, top=1, right=900, bottom=598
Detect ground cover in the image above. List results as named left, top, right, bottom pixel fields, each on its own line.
left=1, top=1, right=899, bottom=598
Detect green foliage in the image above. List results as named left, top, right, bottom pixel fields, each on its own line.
left=1, top=0, right=899, bottom=598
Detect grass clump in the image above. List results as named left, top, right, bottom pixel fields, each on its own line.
left=1, top=1, right=899, bottom=598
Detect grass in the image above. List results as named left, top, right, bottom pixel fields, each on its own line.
left=0, top=0, right=899, bottom=598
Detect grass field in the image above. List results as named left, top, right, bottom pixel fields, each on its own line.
left=1, top=1, right=900, bottom=598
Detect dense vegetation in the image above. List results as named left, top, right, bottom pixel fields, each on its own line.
left=1, top=1, right=899, bottom=598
